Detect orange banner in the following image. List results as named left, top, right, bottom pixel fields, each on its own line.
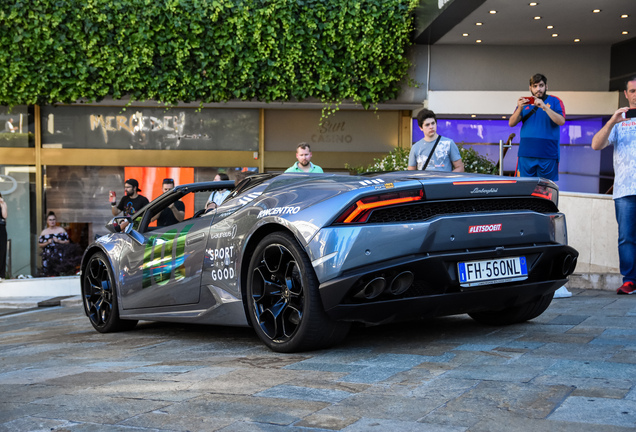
left=124, top=167, right=195, bottom=219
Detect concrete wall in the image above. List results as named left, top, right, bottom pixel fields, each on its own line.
left=429, top=45, right=611, bottom=91
left=399, top=44, right=613, bottom=104
left=559, top=192, right=619, bottom=275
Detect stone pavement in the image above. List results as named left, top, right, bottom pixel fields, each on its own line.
left=0, top=289, right=635, bottom=431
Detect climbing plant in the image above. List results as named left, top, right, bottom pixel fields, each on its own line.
left=0, top=0, right=419, bottom=107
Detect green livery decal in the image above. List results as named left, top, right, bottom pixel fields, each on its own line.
left=142, top=224, right=194, bottom=288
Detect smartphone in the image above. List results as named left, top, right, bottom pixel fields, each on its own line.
left=109, top=190, right=116, bottom=203
left=623, top=108, right=636, bottom=119
left=524, top=96, right=535, bottom=105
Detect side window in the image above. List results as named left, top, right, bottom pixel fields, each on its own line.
left=132, top=212, right=144, bottom=231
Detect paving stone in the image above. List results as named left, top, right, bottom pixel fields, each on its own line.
left=0, top=417, right=79, bottom=432
left=255, top=384, right=353, bottom=403
left=283, top=360, right=361, bottom=373
left=411, top=377, right=479, bottom=399
left=531, top=375, right=633, bottom=393
left=443, top=363, right=548, bottom=383
left=217, top=421, right=332, bottom=431
left=590, top=329, right=636, bottom=346
left=319, top=393, right=447, bottom=422
left=437, top=381, right=574, bottom=420
left=545, top=360, right=636, bottom=380
left=339, top=366, right=411, bottom=383
left=524, top=342, right=621, bottom=361
left=469, top=412, right=635, bottom=432
left=548, top=315, right=590, bottom=325
left=549, top=396, right=636, bottom=428
left=0, top=402, right=45, bottom=424
left=160, top=393, right=328, bottom=425
left=342, top=417, right=468, bottom=431
left=30, top=394, right=171, bottom=424
left=120, top=410, right=235, bottom=432
left=294, top=413, right=360, bottom=430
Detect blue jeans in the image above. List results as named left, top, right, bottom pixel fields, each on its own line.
left=615, top=195, right=636, bottom=283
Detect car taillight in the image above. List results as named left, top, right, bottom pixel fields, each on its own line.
left=531, top=182, right=558, bottom=207
left=336, top=189, right=424, bottom=224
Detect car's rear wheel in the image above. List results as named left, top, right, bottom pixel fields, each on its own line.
left=82, top=252, right=137, bottom=333
left=468, top=291, right=554, bottom=326
left=246, top=232, right=350, bottom=353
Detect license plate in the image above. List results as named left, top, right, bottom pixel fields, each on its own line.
left=458, top=256, right=528, bottom=287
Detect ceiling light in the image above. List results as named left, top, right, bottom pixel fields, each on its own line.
left=462, top=33, right=469, bottom=37
left=552, top=34, right=558, bottom=37
left=534, top=16, right=541, bottom=20
left=623, top=31, right=629, bottom=35
left=574, top=38, right=580, bottom=42
left=547, top=25, right=554, bottom=29
left=593, top=9, right=601, bottom=13
left=502, top=116, right=507, bottom=119
left=489, top=10, right=497, bottom=14
left=529, top=2, right=538, bottom=6
left=476, top=40, right=482, bottom=43
left=471, top=115, right=477, bottom=118
left=621, top=14, right=629, bottom=18
left=476, top=22, right=483, bottom=26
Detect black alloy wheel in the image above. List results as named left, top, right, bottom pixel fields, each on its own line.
left=247, top=232, right=349, bottom=352
left=82, top=252, right=137, bottom=333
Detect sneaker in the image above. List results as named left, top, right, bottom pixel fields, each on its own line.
left=553, top=286, right=572, bottom=298
left=617, top=281, right=636, bottom=295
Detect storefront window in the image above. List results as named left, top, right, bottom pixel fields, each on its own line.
left=265, top=110, right=398, bottom=153
left=1, top=166, right=36, bottom=277
left=0, top=106, right=31, bottom=148
left=413, top=117, right=609, bottom=194
left=44, top=165, right=258, bottom=244
left=41, top=106, right=259, bottom=151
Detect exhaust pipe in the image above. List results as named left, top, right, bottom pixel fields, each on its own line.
left=561, top=254, right=576, bottom=276
left=354, top=277, right=387, bottom=300
left=389, top=271, right=414, bottom=295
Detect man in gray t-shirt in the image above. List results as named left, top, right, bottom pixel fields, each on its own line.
left=408, top=109, right=464, bottom=172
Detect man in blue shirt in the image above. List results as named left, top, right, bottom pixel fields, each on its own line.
left=592, top=75, right=636, bottom=295
left=509, top=73, right=566, bottom=181
left=510, top=74, right=569, bottom=298
left=285, top=142, right=324, bottom=173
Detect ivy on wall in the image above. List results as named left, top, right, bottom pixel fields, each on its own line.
left=0, top=0, right=418, bottom=107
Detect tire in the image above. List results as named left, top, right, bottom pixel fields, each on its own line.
left=246, top=232, right=350, bottom=353
left=468, top=292, right=554, bottom=326
left=82, top=252, right=138, bottom=333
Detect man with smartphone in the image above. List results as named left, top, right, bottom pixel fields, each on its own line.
left=592, top=75, right=636, bottom=295
left=510, top=74, right=569, bottom=297
left=509, top=73, right=566, bottom=181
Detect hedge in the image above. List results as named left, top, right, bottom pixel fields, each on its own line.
left=0, top=0, right=418, bottom=107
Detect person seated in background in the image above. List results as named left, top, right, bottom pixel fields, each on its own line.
left=152, top=178, right=185, bottom=226
left=205, top=173, right=231, bottom=211
left=38, top=211, right=70, bottom=276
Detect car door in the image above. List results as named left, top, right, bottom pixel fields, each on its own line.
left=118, top=214, right=214, bottom=310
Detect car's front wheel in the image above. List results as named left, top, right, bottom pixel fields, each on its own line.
left=82, top=251, right=137, bottom=333
left=468, top=291, right=554, bottom=326
left=246, top=232, right=350, bottom=353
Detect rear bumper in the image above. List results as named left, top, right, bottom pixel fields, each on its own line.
left=318, top=243, right=577, bottom=324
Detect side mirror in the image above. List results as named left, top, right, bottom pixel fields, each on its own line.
left=106, top=217, right=132, bottom=234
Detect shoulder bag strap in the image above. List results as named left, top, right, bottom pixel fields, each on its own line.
left=422, top=135, right=442, bottom=171
left=521, top=105, right=539, bottom=123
